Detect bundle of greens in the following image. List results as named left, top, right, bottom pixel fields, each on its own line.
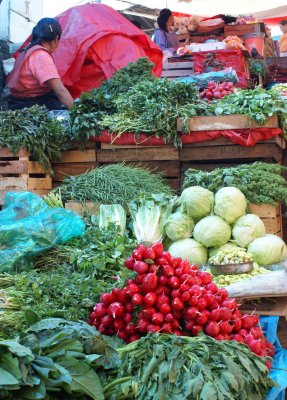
left=100, top=79, right=199, bottom=147
left=0, top=105, right=69, bottom=172
left=183, top=162, right=287, bottom=205
left=103, top=333, right=274, bottom=400
left=0, top=225, right=135, bottom=338
left=55, top=164, right=173, bottom=204
left=70, top=57, right=156, bottom=142
left=0, top=318, right=120, bottom=400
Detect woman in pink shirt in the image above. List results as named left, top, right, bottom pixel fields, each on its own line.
left=7, top=18, right=74, bottom=110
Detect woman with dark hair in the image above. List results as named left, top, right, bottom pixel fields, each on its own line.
left=279, top=20, right=287, bottom=57
left=152, top=8, right=179, bottom=54
left=7, top=18, right=74, bottom=110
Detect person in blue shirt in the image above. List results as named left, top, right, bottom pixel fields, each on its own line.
left=152, top=8, right=179, bottom=55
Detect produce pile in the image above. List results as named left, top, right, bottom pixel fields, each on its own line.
left=183, top=162, right=287, bottom=206
left=89, top=241, right=275, bottom=360
left=212, top=263, right=270, bottom=287
left=200, top=81, right=235, bottom=100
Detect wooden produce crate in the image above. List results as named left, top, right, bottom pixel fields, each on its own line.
left=65, top=200, right=99, bottom=216
left=52, top=144, right=98, bottom=188
left=239, top=296, right=287, bottom=317
left=0, top=148, right=52, bottom=205
left=248, top=203, right=283, bottom=238
left=161, top=59, right=194, bottom=79
left=224, top=22, right=265, bottom=38
left=97, top=145, right=180, bottom=190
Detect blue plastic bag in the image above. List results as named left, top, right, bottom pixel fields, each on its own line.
left=0, top=192, right=85, bottom=272
left=261, top=316, right=287, bottom=400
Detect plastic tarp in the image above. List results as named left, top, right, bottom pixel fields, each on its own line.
left=260, top=316, right=287, bottom=400
left=52, top=4, right=163, bottom=98
left=91, top=128, right=283, bottom=147
left=0, top=192, right=85, bottom=273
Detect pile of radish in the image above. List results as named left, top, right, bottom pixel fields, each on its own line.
left=89, top=243, right=274, bottom=364
left=200, top=81, right=234, bottom=101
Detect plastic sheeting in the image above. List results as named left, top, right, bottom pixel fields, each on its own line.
left=0, top=192, right=85, bottom=273
left=92, top=128, right=283, bottom=147
left=260, top=316, right=287, bottom=400
left=52, top=4, right=163, bottom=98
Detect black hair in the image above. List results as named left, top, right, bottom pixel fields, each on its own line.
left=280, top=20, right=287, bottom=25
left=157, top=8, right=172, bottom=32
left=21, top=18, right=62, bottom=52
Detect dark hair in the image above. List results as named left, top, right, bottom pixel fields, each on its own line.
left=280, top=20, right=287, bottom=25
left=157, top=8, right=172, bottom=32
left=21, top=18, right=62, bottom=52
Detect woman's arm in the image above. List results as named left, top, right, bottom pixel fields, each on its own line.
left=46, top=78, right=74, bottom=109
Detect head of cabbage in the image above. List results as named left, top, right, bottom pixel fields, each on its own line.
left=165, top=211, right=194, bottom=242
left=214, top=187, right=247, bottom=224
left=247, top=234, right=287, bottom=266
left=180, top=186, right=214, bottom=220
left=232, top=214, right=265, bottom=248
left=168, top=238, right=208, bottom=266
left=193, top=215, right=231, bottom=248
left=209, top=242, right=241, bottom=259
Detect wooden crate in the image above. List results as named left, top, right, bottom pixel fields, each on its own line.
left=65, top=200, right=99, bottom=216
left=97, top=146, right=179, bottom=162
left=161, top=60, right=194, bottom=79
left=248, top=203, right=283, bottom=237
left=224, top=22, right=265, bottom=38
left=52, top=148, right=98, bottom=186
left=0, top=148, right=52, bottom=204
left=239, top=296, right=287, bottom=317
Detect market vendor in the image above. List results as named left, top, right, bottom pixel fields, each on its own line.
left=279, top=20, right=287, bottom=57
left=152, top=8, right=180, bottom=55
left=6, top=18, right=74, bottom=110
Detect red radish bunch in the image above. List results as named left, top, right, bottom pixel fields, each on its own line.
left=200, top=81, right=234, bottom=101
left=88, top=243, right=274, bottom=362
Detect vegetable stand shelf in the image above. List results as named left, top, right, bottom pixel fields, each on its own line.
left=0, top=148, right=52, bottom=205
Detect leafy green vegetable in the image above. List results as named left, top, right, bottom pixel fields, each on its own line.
left=214, top=187, right=247, bottom=224
left=193, top=215, right=231, bottom=248
left=0, top=106, right=69, bottom=172
left=55, top=164, right=173, bottom=205
left=102, top=333, right=274, bottom=400
left=183, top=162, right=287, bottom=206
left=99, top=204, right=126, bottom=236
left=165, top=211, right=194, bottom=241
left=168, top=238, right=208, bottom=266
left=248, top=234, right=287, bottom=266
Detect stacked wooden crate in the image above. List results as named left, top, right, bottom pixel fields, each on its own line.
left=249, top=203, right=283, bottom=238
left=0, top=148, right=52, bottom=205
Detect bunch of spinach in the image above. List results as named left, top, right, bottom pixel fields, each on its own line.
left=0, top=318, right=120, bottom=400
left=0, top=105, right=69, bottom=172
left=103, top=333, right=274, bottom=400
left=183, top=162, right=287, bottom=205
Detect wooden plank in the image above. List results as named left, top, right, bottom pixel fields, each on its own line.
left=177, top=115, right=279, bottom=132
left=262, top=218, right=282, bottom=235
left=179, top=143, right=282, bottom=163
left=100, top=143, right=163, bottom=149
left=97, top=147, right=179, bottom=162
left=239, top=297, right=287, bottom=317
left=65, top=201, right=100, bottom=216
left=58, top=149, right=97, bottom=163
left=0, top=160, right=27, bottom=174
left=248, top=203, right=280, bottom=218
left=0, top=177, right=28, bottom=190
left=165, top=177, right=181, bottom=191
left=27, top=177, right=52, bottom=190
left=182, top=135, right=285, bottom=149
left=161, top=70, right=194, bottom=78
left=52, top=162, right=99, bottom=182
left=163, top=61, right=194, bottom=70
left=0, top=148, right=29, bottom=158
left=28, top=161, right=48, bottom=174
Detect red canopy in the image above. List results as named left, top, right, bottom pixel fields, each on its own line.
left=51, top=4, right=162, bottom=98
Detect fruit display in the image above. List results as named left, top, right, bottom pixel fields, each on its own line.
left=200, top=81, right=235, bottom=101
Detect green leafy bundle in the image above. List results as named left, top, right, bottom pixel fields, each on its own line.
left=0, top=225, right=135, bottom=338
left=103, top=333, right=274, bottom=400
left=183, top=162, right=287, bottom=205
left=0, top=105, right=69, bottom=172
left=55, top=164, right=173, bottom=204
left=0, top=318, right=120, bottom=400
left=70, top=57, right=155, bottom=141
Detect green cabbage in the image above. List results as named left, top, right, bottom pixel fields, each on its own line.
left=247, top=234, right=287, bottom=266
left=180, top=186, right=214, bottom=219
left=193, top=215, right=231, bottom=248
left=168, top=238, right=208, bottom=266
left=232, top=214, right=265, bottom=247
left=209, top=242, right=241, bottom=259
left=99, top=204, right=126, bottom=235
left=165, top=211, right=194, bottom=241
left=214, top=187, right=247, bottom=224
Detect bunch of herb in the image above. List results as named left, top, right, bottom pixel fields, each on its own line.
left=54, top=163, right=173, bottom=204
left=0, top=105, right=69, bottom=172
left=0, top=318, right=120, bottom=400
left=103, top=333, right=274, bottom=400
left=183, top=161, right=287, bottom=205
left=70, top=57, right=155, bottom=142
left=100, top=79, right=199, bottom=147
left=179, top=87, right=287, bottom=137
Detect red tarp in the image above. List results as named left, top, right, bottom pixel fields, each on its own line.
left=92, top=128, right=283, bottom=147
left=17, top=4, right=163, bottom=99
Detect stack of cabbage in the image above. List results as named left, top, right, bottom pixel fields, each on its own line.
left=166, top=186, right=287, bottom=267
